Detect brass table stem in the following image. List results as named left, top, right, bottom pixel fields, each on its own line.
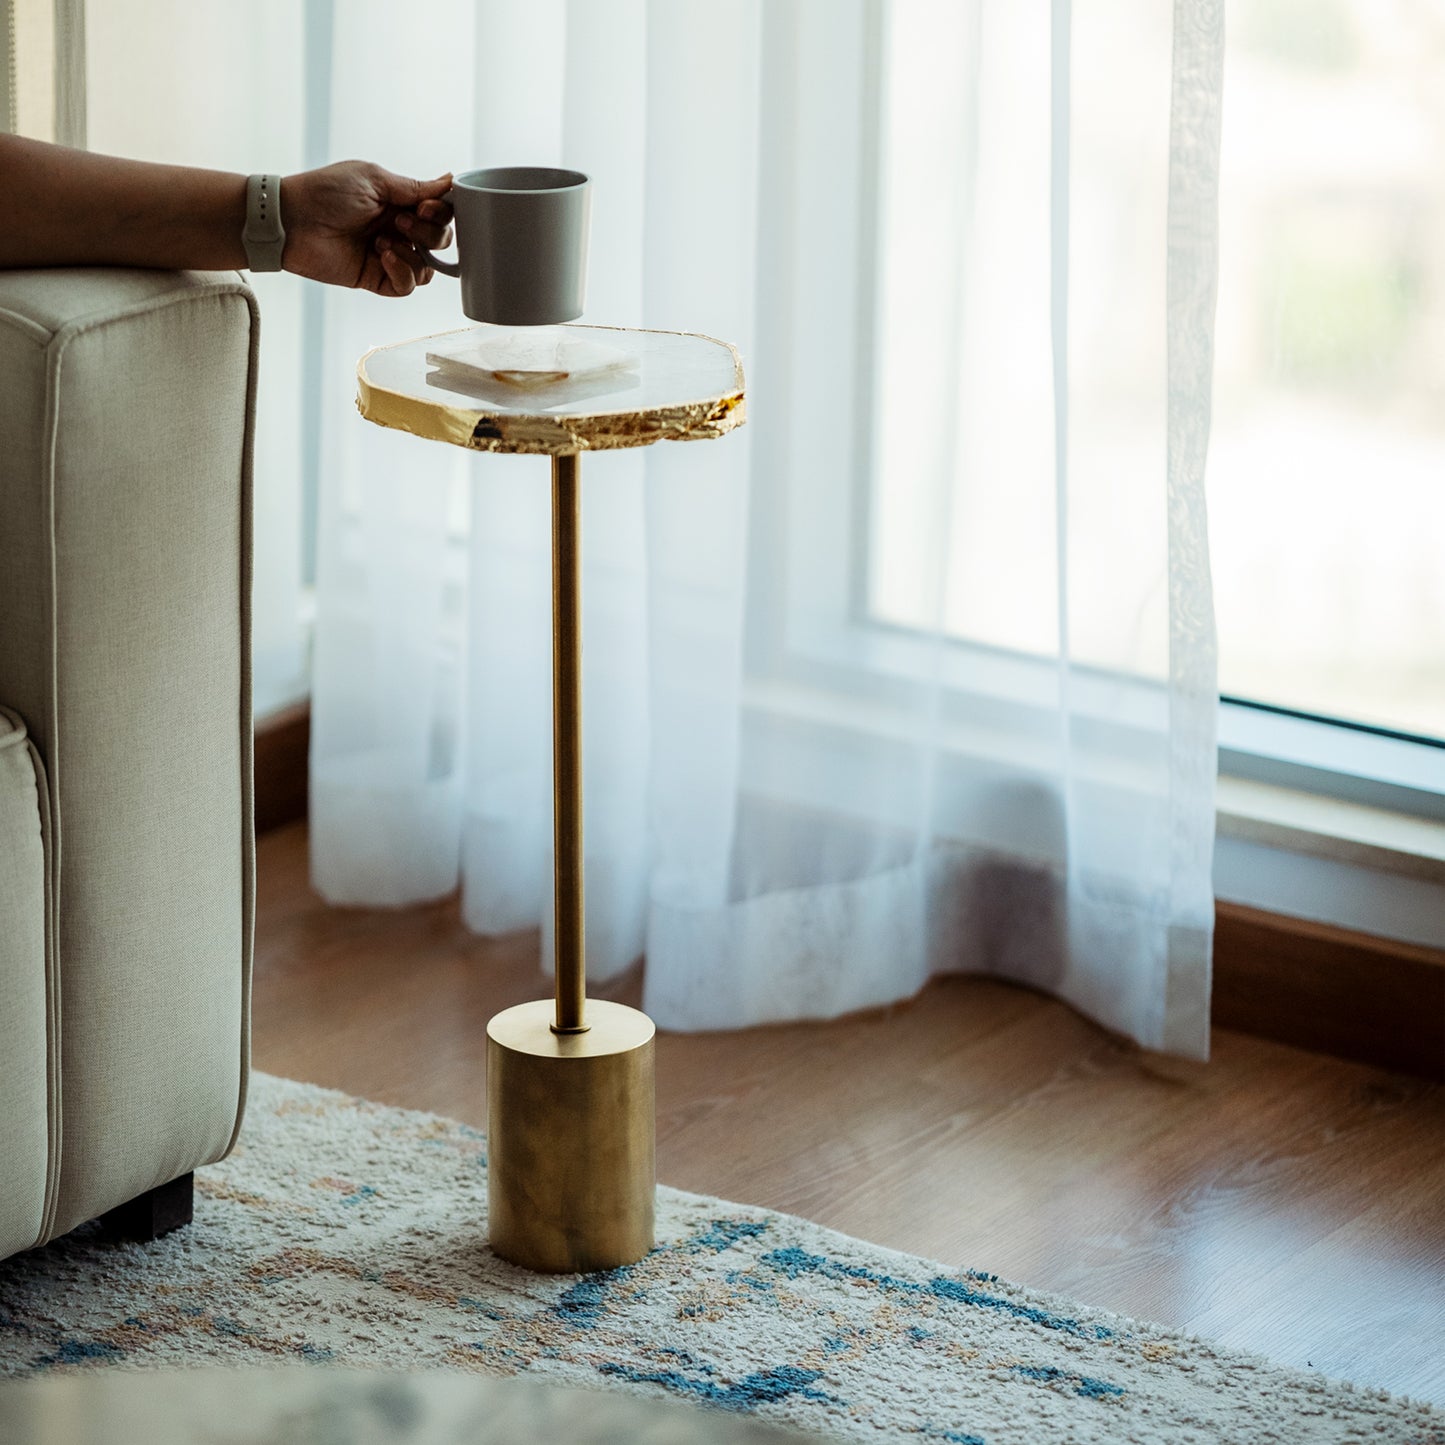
left=551, top=453, right=587, bottom=1035
left=484, top=451, right=655, bottom=1273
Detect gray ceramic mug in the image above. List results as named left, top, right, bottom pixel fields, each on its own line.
left=418, top=166, right=590, bottom=326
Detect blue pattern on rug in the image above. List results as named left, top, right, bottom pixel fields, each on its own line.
left=1008, top=1364, right=1124, bottom=1399
left=33, top=1339, right=125, bottom=1368
left=690, top=1219, right=770, bottom=1254
left=599, top=1361, right=840, bottom=1412
left=547, top=1268, right=644, bottom=1327
left=760, top=1246, right=1114, bottom=1341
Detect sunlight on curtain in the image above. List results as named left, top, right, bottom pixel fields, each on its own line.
left=306, top=0, right=476, bottom=903
left=863, top=0, right=1221, bottom=1050
left=1, top=0, right=52, bottom=139
left=308, top=0, right=1224, bottom=1057
left=82, top=0, right=307, bottom=716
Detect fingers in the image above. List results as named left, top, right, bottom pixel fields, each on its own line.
left=378, top=167, right=453, bottom=210
left=376, top=240, right=418, bottom=296
left=394, top=206, right=453, bottom=252
left=364, top=166, right=455, bottom=261
left=414, top=171, right=453, bottom=201
left=373, top=235, right=434, bottom=297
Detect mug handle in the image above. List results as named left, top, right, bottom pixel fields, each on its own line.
left=411, top=187, right=459, bottom=276
left=414, top=248, right=459, bottom=278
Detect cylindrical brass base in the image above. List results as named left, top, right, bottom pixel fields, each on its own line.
left=486, top=998, right=655, bottom=1273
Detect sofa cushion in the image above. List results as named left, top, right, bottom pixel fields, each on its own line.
left=0, top=270, right=256, bottom=1240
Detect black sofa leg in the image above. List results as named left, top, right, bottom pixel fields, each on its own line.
left=98, top=1172, right=194, bottom=1242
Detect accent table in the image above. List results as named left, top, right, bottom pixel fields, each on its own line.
left=356, top=324, right=746, bottom=1273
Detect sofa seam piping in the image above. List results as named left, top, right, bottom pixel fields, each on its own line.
left=222, top=284, right=260, bottom=1162
left=25, top=733, right=59, bottom=1251
left=35, top=315, right=63, bottom=1247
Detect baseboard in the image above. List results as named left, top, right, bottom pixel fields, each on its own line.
left=247, top=714, right=1442, bottom=1078
left=1213, top=900, right=1445, bottom=1080
left=253, top=700, right=309, bottom=836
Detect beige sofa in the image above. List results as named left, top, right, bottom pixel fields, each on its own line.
left=0, top=269, right=256, bottom=1260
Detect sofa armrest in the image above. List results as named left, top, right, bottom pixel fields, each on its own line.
left=0, top=269, right=256, bottom=1242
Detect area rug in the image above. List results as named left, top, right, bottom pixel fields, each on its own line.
left=0, top=1075, right=1439, bottom=1445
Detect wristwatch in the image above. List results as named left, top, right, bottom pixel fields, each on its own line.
left=242, top=174, right=286, bottom=272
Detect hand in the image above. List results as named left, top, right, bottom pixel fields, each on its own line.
left=280, top=161, right=454, bottom=297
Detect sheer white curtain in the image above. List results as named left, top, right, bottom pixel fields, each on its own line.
left=311, top=0, right=1224, bottom=1058
left=74, top=0, right=309, bottom=716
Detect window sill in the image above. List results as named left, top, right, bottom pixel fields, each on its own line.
left=1216, top=775, right=1445, bottom=887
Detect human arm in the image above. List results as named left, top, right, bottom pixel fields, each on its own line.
left=0, top=136, right=452, bottom=297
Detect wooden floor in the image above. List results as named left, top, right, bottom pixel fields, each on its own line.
left=254, top=822, right=1445, bottom=1406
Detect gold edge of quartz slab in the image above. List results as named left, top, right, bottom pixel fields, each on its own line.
left=356, top=326, right=746, bottom=456
left=355, top=373, right=481, bottom=450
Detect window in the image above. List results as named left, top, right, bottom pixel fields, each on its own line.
left=1212, top=0, right=1445, bottom=746
left=865, top=0, right=1445, bottom=772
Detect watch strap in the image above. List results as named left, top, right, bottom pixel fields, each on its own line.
left=242, top=174, right=286, bottom=272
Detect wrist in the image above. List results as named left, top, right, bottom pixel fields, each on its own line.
left=279, top=171, right=321, bottom=276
